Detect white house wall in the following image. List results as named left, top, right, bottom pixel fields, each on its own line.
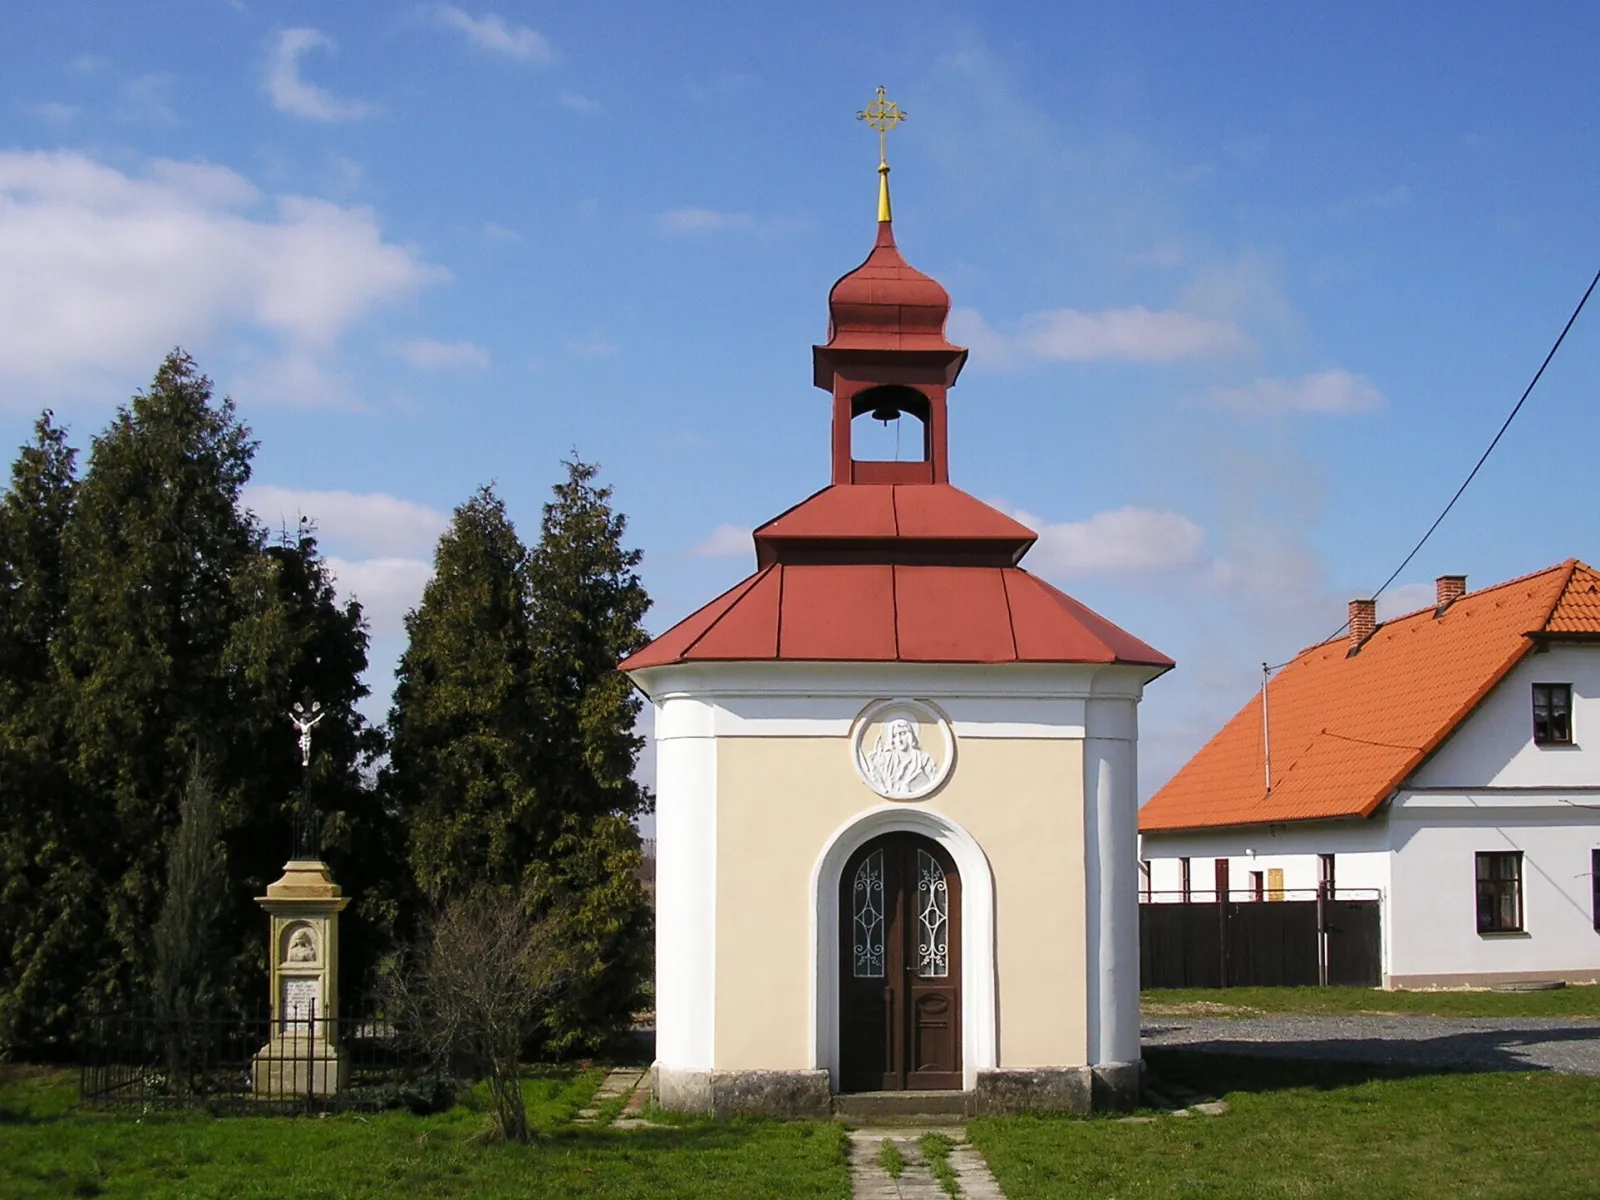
left=1410, top=643, right=1600, bottom=789
left=1386, top=793, right=1600, bottom=986
left=1140, top=821, right=1390, bottom=900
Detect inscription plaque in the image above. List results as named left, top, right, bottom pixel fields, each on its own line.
left=282, top=977, right=320, bottom=1027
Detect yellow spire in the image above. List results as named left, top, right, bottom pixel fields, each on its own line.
left=856, top=85, right=906, bottom=224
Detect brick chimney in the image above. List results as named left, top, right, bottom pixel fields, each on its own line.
left=1435, top=575, right=1467, bottom=613
left=1348, top=598, right=1377, bottom=654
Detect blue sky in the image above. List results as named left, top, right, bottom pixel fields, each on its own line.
left=4, top=2, right=1600, bottom=799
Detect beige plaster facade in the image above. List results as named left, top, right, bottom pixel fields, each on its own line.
left=713, top=734, right=1087, bottom=1071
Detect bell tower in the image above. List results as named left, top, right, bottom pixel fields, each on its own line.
left=813, top=87, right=967, bottom=486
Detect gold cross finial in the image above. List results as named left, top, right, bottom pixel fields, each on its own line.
left=857, top=85, right=907, bottom=165
left=856, top=86, right=906, bottom=223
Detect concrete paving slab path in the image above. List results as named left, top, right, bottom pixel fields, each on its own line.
left=846, top=1127, right=1007, bottom=1199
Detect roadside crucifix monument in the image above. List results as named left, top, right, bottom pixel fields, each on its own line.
left=253, top=697, right=350, bottom=1097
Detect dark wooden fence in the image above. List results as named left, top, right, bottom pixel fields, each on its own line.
left=1140, top=891, right=1382, bottom=988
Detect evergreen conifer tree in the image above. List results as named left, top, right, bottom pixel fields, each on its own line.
left=151, top=756, right=229, bottom=1021
left=385, top=485, right=543, bottom=905
left=524, top=457, right=652, bottom=1051
left=0, top=413, right=89, bottom=1052
left=45, top=351, right=384, bottom=1018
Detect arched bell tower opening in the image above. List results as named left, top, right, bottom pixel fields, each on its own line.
left=849, top=385, right=932, bottom=470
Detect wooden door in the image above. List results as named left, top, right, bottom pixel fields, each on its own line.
left=839, top=832, right=962, bottom=1091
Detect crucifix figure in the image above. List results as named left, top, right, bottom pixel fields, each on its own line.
left=289, top=700, right=325, bottom=768
left=856, top=86, right=907, bottom=223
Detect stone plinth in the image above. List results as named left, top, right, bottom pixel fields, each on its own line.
left=253, top=859, right=350, bottom=1098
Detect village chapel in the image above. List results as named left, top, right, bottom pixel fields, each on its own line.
left=620, top=115, right=1172, bottom=1118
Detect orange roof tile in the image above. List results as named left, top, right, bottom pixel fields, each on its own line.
left=1547, top=562, right=1600, bottom=632
left=1140, top=560, right=1593, bottom=833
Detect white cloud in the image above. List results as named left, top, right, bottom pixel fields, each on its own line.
left=565, top=337, right=619, bottom=358
left=690, top=524, right=751, bottom=558
left=0, top=150, right=443, bottom=400
left=244, top=485, right=449, bottom=558
left=481, top=221, right=522, bottom=243
left=1376, top=581, right=1436, bottom=621
left=949, top=306, right=1250, bottom=368
left=432, top=6, right=552, bottom=64
left=267, top=28, right=373, bottom=122
left=325, top=555, right=434, bottom=638
left=1202, top=370, right=1384, bottom=416
left=558, top=91, right=602, bottom=114
left=387, top=337, right=490, bottom=369
left=656, top=207, right=753, bottom=234
left=1012, top=506, right=1205, bottom=577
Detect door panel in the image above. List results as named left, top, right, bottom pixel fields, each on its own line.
left=839, top=833, right=962, bottom=1091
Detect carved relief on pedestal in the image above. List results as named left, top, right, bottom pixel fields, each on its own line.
left=282, top=923, right=318, bottom=965
left=852, top=699, right=955, bottom=801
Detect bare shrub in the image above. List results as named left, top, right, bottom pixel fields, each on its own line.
left=387, top=883, right=574, bottom=1141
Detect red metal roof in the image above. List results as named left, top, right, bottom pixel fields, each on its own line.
left=825, top=221, right=958, bottom=353
left=621, top=485, right=1172, bottom=671
left=754, top=484, right=1036, bottom=567
left=621, top=213, right=1169, bottom=676
left=1139, top=560, right=1599, bottom=833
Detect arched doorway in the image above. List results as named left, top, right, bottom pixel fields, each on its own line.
left=839, top=831, right=962, bottom=1091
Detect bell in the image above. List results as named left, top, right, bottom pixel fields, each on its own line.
left=870, top=401, right=901, bottom=423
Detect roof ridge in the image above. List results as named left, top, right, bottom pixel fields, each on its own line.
left=1291, top=559, right=1578, bottom=658
left=1536, top=558, right=1582, bottom=632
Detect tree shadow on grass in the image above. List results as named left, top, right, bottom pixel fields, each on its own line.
left=1144, top=1024, right=1600, bottom=1100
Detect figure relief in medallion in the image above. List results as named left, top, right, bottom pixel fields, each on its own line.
left=286, top=927, right=317, bottom=964
left=862, top=717, right=938, bottom=799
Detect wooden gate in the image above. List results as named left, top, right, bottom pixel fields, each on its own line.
left=1140, top=893, right=1381, bottom=989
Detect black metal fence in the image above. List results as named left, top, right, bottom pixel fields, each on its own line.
left=78, top=1004, right=442, bottom=1114
left=1140, top=889, right=1383, bottom=989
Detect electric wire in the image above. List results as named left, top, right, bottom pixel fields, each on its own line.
left=1267, top=261, right=1600, bottom=672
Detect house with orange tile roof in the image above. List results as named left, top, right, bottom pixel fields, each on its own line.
left=1140, top=560, right=1600, bottom=989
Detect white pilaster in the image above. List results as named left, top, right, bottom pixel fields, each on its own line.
left=1084, top=677, right=1141, bottom=1067
left=653, top=697, right=718, bottom=1070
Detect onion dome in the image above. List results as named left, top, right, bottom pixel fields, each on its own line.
left=824, top=221, right=960, bottom=353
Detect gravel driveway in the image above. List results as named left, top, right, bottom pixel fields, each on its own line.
left=1142, top=1013, right=1600, bottom=1076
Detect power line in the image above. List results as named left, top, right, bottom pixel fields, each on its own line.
left=1318, top=260, right=1600, bottom=645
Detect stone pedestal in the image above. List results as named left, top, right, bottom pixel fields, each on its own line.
left=252, top=859, right=350, bottom=1098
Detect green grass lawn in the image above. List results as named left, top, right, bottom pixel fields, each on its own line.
left=1142, top=983, right=1600, bottom=1019
left=11, top=1044, right=1600, bottom=1199
left=0, top=1066, right=851, bottom=1200
left=970, top=1049, right=1600, bottom=1199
